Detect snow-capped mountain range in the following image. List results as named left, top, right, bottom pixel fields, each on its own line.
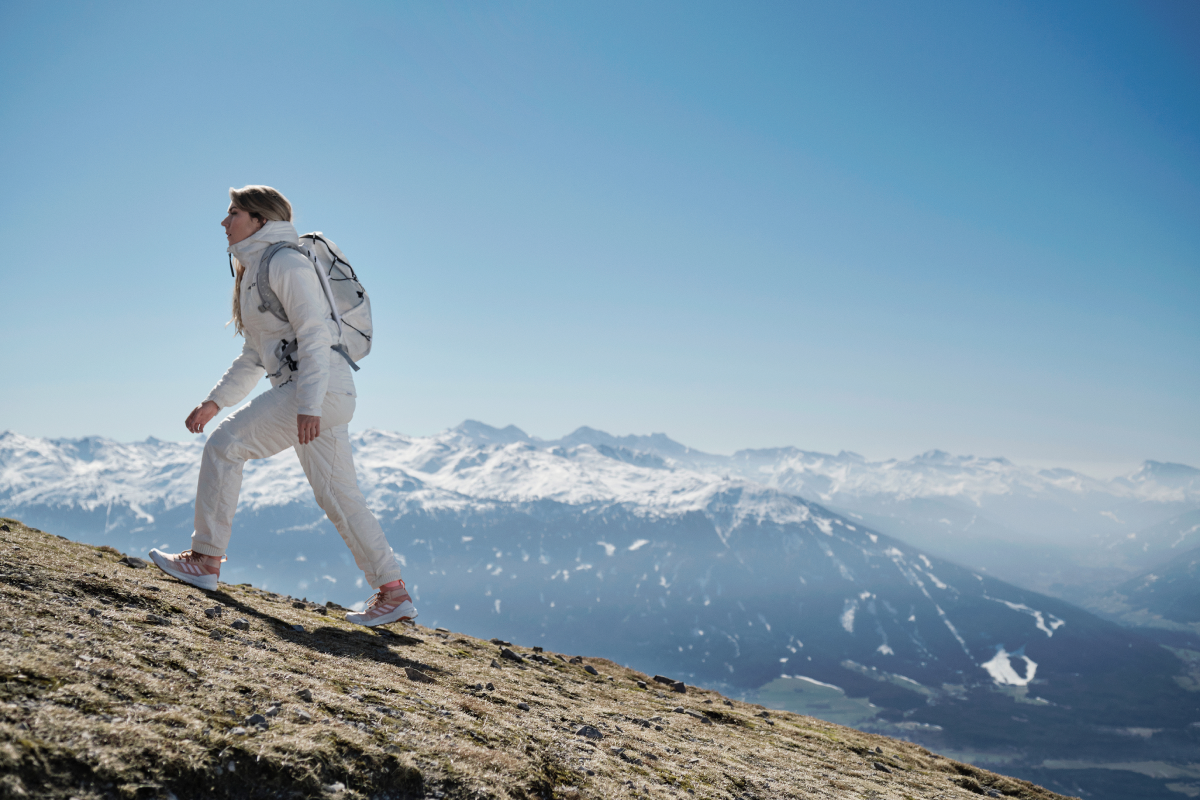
left=4, top=421, right=1196, bottom=596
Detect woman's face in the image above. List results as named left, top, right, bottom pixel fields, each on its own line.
left=222, top=205, right=265, bottom=245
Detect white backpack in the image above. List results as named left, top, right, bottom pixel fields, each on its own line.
left=256, top=233, right=373, bottom=370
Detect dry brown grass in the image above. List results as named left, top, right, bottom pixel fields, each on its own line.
left=0, top=518, right=1077, bottom=800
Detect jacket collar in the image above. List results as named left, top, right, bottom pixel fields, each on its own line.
left=229, top=220, right=301, bottom=267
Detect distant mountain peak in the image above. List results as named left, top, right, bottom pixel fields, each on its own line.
left=1118, top=461, right=1200, bottom=496
left=1135, top=461, right=1200, bottom=479
left=451, top=420, right=534, bottom=446
left=556, top=426, right=698, bottom=458
left=560, top=425, right=606, bottom=441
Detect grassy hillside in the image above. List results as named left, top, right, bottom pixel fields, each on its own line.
left=0, top=518, right=1074, bottom=800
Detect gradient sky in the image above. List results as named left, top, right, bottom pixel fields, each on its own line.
left=1, top=1, right=1197, bottom=476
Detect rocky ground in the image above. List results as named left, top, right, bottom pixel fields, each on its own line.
left=0, top=518, right=1076, bottom=800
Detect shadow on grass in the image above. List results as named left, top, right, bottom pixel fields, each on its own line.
left=200, top=588, right=443, bottom=676
left=66, top=565, right=444, bottom=680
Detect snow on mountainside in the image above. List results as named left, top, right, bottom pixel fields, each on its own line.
left=4, top=424, right=1195, bottom=522
left=0, top=427, right=809, bottom=532
left=731, top=448, right=1117, bottom=503
left=442, top=422, right=1200, bottom=521
left=1116, top=460, right=1200, bottom=500
left=0, top=434, right=202, bottom=518
left=409, top=423, right=1200, bottom=594
left=353, top=429, right=812, bottom=536
left=2, top=423, right=1198, bottom=601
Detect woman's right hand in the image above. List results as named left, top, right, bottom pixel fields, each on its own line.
left=185, top=401, right=220, bottom=434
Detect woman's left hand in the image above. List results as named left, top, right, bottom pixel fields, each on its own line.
left=298, top=414, right=321, bottom=444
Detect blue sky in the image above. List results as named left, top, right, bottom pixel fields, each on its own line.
left=1, top=1, right=1196, bottom=475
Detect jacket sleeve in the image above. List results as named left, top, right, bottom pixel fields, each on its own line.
left=205, top=341, right=266, bottom=409
left=274, top=252, right=334, bottom=416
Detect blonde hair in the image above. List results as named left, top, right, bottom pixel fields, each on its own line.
left=228, top=185, right=293, bottom=334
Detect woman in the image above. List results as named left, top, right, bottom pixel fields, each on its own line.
left=149, top=185, right=416, bottom=627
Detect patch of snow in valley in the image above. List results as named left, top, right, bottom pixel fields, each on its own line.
left=841, top=599, right=857, bottom=633
left=982, top=647, right=1038, bottom=686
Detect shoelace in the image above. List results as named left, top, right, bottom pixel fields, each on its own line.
left=367, top=586, right=409, bottom=610
left=179, top=550, right=226, bottom=567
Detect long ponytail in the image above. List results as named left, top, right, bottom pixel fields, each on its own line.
left=230, top=259, right=249, bottom=335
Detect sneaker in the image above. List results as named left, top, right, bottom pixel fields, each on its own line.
left=346, top=581, right=418, bottom=627
left=148, top=548, right=222, bottom=591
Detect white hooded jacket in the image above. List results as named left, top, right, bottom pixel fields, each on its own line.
left=205, top=220, right=356, bottom=416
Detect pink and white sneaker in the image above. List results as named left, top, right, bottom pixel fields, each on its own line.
left=346, top=581, right=418, bottom=627
left=148, top=548, right=222, bottom=591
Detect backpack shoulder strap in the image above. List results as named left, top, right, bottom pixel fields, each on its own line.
left=255, top=240, right=360, bottom=372
left=255, top=241, right=307, bottom=323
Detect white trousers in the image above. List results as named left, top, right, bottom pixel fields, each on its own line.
left=190, top=383, right=403, bottom=589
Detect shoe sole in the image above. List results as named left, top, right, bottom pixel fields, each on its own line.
left=148, top=549, right=219, bottom=591
left=346, top=602, right=418, bottom=627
